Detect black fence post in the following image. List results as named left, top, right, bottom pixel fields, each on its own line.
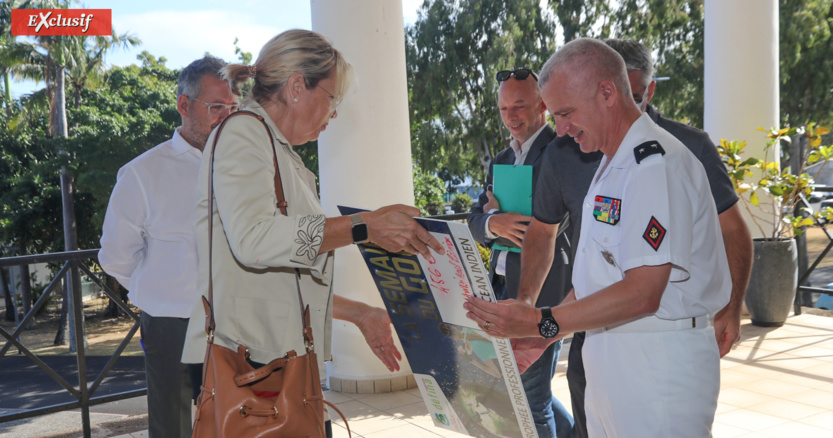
left=70, top=259, right=91, bottom=437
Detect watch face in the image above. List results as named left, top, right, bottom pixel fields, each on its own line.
left=539, top=319, right=559, bottom=338
left=352, top=223, right=368, bottom=243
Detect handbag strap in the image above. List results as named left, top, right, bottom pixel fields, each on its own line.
left=206, top=110, right=313, bottom=351
left=323, top=400, right=351, bottom=437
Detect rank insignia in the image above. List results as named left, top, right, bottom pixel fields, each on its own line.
left=642, top=216, right=666, bottom=251
left=593, top=195, right=621, bottom=225
left=634, top=141, right=665, bottom=164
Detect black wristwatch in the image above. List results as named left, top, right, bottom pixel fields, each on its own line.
left=350, top=213, right=369, bottom=244
left=538, top=307, right=560, bottom=338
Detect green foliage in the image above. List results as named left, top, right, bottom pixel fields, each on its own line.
left=70, top=64, right=180, bottom=233
left=0, top=62, right=180, bottom=255
left=234, top=37, right=253, bottom=65
left=407, top=0, right=833, bottom=183
left=0, top=112, right=63, bottom=253
left=232, top=37, right=254, bottom=97
left=718, top=124, right=833, bottom=239
left=780, top=0, right=833, bottom=128
left=476, top=241, right=491, bottom=272
left=609, top=0, right=707, bottom=127
left=28, top=279, right=51, bottom=317
left=550, top=0, right=612, bottom=42
left=413, top=167, right=445, bottom=216
left=406, top=0, right=557, bottom=184
left=450, top=192, right=473, bottom=213
left=406, top=0, right=710, bottom=184
left=295, top=140, right=319, bottom=192
left=137, top=50, right=168, bottom=68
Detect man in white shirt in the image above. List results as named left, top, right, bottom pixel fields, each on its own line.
left=464, top=38, right=731, bottom=437
left=467, top=69, right=573, bottom=438
left=99, top=55, right=239, bottom=438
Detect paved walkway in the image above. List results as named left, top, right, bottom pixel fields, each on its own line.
left=318, top=313, right=833, bottom=438
left=4, top=312, right=833, bottom=437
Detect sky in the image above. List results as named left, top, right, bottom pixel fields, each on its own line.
left=9, top=0, right=426, bottom=98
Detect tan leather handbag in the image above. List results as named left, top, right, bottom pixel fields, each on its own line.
left=192, top=111, right=349, bottom=437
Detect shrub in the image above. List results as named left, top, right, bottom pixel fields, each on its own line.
left=451, top=193, right=473, bottom=213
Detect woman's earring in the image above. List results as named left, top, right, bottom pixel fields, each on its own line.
left=293, top=97, right=299, bottom=103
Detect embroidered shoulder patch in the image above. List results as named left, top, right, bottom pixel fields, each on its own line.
left=593, top=195, right=621, bottom=225
left=642, top=216, right=666, bottom=251
left=634, top=141, right=665, bottom=164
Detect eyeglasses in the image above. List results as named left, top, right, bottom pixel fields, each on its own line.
left=188, top=97, right=239, bottom=117
left=496, top=68, right=538, bottom=82
left=317, top=84, right=341, bottom=114
left=637, top=85, right=650, bottom=112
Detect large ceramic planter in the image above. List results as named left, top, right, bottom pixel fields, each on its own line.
left=745, top=238, right=798, bottom=327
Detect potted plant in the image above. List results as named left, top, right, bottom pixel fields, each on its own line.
left=719, top=124, right=832, bottom=326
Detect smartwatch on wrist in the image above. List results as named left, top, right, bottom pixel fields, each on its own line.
left=538, top=307, right=560, bottom=338
left=350, top=213, right=369, bottom=244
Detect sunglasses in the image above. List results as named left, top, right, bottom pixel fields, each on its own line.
left=496, top=68, right=538, bottom=82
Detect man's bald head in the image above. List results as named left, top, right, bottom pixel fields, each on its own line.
left=497, top=74, right=547, bottom=144
left=538, top=38, right=642, bottom=157
left=539, top=38, right=631, bottom=100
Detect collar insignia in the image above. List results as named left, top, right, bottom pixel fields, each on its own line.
left=634, top=141, right=665, bottom=164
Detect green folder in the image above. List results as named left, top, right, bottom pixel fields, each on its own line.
left=491, top=164, right=532, bottom=253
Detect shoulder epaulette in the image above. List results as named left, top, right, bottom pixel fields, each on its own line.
left=634, top=141, right=665, bottom=164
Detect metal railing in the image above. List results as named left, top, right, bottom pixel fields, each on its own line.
left=0, top=213, right=472, bottom=437
left=427, top=212, right=469, bottom=221
left=0, top=249, right=144, bottom=438
left=795, top=187, right=833, bottom=315
left=9, top=206, right=829, bottom=437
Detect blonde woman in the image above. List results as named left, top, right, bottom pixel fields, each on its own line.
left=182, top=29, right=443, bottom=435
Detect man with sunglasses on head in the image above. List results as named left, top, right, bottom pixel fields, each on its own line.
left=468, top=67, right=574, bottom=438
left=99, top=55, right=239, bottom=437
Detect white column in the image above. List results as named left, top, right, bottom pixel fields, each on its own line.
left=704, top=0, right=779, bottom=238
left=311, top=0, right=415, bottom=387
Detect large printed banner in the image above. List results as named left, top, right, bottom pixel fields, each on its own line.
left=339, top=207, right=537, bottom=438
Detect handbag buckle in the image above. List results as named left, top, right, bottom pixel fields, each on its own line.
left=207, top=329, right=214, bottom=343
left=240, top=405, right=250, bottom=417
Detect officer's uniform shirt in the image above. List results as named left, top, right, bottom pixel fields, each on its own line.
left=572, top=113, right=731, bottom=320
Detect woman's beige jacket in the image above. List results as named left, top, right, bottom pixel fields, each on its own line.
left=182, top=101, right=334, bottom=370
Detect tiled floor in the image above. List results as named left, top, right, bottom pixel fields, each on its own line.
left=114, top=313, right=833, bottom=438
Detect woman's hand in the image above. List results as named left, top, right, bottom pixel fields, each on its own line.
left=354, top=306, right=403, bottom=372
left=363, top=205, right=445, bottom=258
left=333, top=295, right=403, bottom=372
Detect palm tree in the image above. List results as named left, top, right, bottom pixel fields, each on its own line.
left=0, top=0, right=141, bottom=345
left=67, top=32, right=142, bottom=109
left=0, top=0, right=38, bottom=114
